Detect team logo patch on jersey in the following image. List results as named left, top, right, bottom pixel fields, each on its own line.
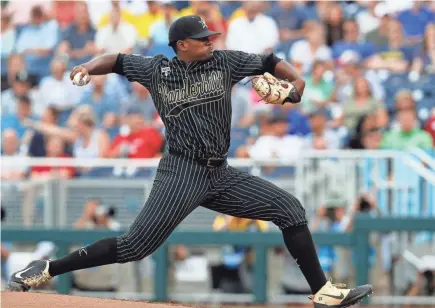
left=161, top=66, right=171, bottom=76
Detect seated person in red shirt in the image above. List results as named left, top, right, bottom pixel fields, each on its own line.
left=108, top=106, right=164, bottom=159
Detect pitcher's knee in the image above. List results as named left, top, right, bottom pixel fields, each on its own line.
left=272, top=194, right=307, bottom=230
left=116, top=233, right=158, bottom=263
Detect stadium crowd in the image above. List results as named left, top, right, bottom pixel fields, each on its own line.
left=1, top=0, right=435, bottom=179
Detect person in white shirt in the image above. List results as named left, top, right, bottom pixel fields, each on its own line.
left=356, top=1, right=381, bottom=37
left=95, top=6, right=138, bottom=54
left=248, top=115, right=304, bottom=163
left=303, top=109, right=341, bottom=150
left=39, top=58, right=84, bottom=113
left=289, top=21, right=332, bottom=75
left=1, top=129, right=28, bottom=180
left=225, top=2, right=279, bottom=54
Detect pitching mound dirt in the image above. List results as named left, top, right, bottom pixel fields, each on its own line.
left=1, top=291, right=199, bottom=308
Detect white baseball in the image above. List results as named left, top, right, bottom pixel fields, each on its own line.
left=73, top=72, right=89, bottom=86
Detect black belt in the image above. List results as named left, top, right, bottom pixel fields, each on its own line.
left=169, top=149, right=227, bottom=168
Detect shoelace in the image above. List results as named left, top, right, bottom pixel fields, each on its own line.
left=308, top=278, right=347, bottom=300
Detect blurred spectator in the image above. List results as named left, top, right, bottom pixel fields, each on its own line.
left=2, top=54, right=39, bottom=91
left=70, top=106, right=111, bottom=159
left=226, top=2, right=279, bottom=54
left=411, top=23, right=435, bottom=75
left=196, top=1, right=227, bottom=50
left=79, top=75, right=120, bottom=125
left=102, top=112, right=120, bottom=141
left=91, top=0, right=143, bottom=30
left=332, top=19, right=374, bottom=60
left=95, top=5, right=137, bottom=54
left=75, top=199, right=120, bottom=231
left=108, top=106, right=164, bottom=159
left=304, top=109, right=340, bottom=150
left=211, top=215, right=268, bottom=293
left=26, top=106, right=65, bottom=157
left=1, top=129, right=27, bottom=180
left=323, top=2, right=345, bottom=47
left=334, top=50, right=385, bottom=104
left=390, top=90, right=417, bottom=129
left=365, top=8, right=390, bottom=47
left=23, top=105, right=111, bottom=174
left=1, top=71, right=43, bottom=117
left=98, top=0, right=160, bottom=48
left=365, top=18, right=415, bottom=73
left=311, top=194, right=346, bottom=279
left=266, top=0, right=305, bottom=43
left=268, top=103, right=312, bottom=137
left=340, top=76, right=388, bottom=132
left=14, top=5, right=59, bottom=79
left=298, top=0, right=329, bottom=22
left=51, top=0, right=76, bottom=29
left=56, top=2, right=97, bottom=70
left=381, top=109, right=433, bottom=150
left=312, top=192, right=378, bottom=282
left=396, top=1, right=435, bottom=43
left=424, top=111, right=435, bottom=146
left=355, top=1, right=381, bottom=37
left=4, top=0, right=52, bottom=26
left=299, top=61, right=334, bottom=114
left=1, top=11, right=16, bottom=67
left=247, top=115, right=304, bottom=163
left=122, top=82, right=158, bottom=124
left=39, top=58, right=83, bottom=124
left=148, top=3, right=178, bottom=46
left=347, top=114, right=383, bottom=150
left=131, top=1, right=165, bottom=48
left=74, top=199, right=100, bottom=229
left=231, top=85, right=255, bottom=128
left=30, top=136, right=75, bottom=179
left=1, top=95, right=35, bottom=139
left=289, top=21, right=332, bottom=74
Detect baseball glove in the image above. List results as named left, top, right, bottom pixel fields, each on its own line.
left=251, top=73, right=301, bottom=105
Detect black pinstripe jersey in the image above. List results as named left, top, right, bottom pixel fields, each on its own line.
left=117, top=50, right=268, bottom=159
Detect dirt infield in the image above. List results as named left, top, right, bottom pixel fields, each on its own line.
left=3, top=292, right=434, bottom=308
left=1, top=292, right=201, bottom=308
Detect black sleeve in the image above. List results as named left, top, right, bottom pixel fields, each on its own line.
left=112, top=53, right=160, bottom=89
left=224, top=50, right=282, bottom=84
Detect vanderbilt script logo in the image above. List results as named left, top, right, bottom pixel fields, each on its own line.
left=158, top=71, right=225, bottom=117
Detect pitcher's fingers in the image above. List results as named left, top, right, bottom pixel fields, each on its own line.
left=70, top=66, right=82, bottom=80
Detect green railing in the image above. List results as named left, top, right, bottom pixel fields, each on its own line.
left=2, top=215, right=435, bottom=303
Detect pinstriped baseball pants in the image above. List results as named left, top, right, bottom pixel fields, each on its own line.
left=116, top=153, right=307, bottom=263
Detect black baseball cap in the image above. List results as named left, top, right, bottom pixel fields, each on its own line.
left=168, top=15, right=220, bottom=46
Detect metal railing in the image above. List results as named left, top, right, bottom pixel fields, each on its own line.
left=2, top=150, right=434, bottom=227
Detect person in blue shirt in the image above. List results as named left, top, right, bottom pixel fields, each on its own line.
left=397, top=2, right=435, bottom=42
left=332, top=19, right=374, bottom=60
left=56, top=2, right=97, bottom=70
left=14, top=6, right=59, bottom=79
left=1, top=96, right=36, bottom=140
left=266, top=1, right=306, bottom=43
left=78, top=75, right=120, bottom=125
left=411, top=23, right=435, bottom=75
left=366, top=18, right=418, bottom=73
